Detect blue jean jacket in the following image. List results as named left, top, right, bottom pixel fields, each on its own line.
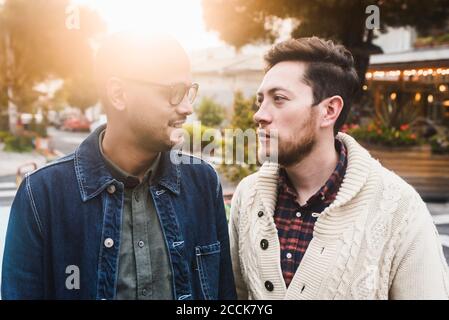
left=1, top=126, right=236, bottom=300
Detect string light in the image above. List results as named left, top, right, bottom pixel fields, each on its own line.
left=366, top=68, right=449, bottom=79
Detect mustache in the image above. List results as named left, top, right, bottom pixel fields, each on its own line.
left=257, top=128, right=279, bottom=138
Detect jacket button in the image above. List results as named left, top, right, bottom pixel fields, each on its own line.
left=260, top=239, right=269, bottom=250
left=104, top=238, right=114, bottom=248
left=258, top=211, right=264, bottom=217
left=265, top=281, right=274, bottom=292
left=107, top=184, right=116, bottom=194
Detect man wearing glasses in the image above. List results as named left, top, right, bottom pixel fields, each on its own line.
left=1, top=33, right=236, bottom=300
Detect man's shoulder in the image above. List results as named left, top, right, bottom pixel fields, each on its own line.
left=25, top=152, right=76, bottom=183
left=372, top=159, right=420, bottom=199
left=369, top=159, right=429, bottom=224
left=172, top=153, right=222, bottom=191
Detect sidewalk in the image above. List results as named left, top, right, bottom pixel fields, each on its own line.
left=0, top=143, right=47, bottom=177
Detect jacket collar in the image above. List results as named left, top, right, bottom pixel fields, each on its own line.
left=255, top=133, right=373, bottom=217
left=74, top=124, right=180, bottom=202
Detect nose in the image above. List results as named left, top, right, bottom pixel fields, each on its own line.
left=176, top=98, right=193, bottom=116
left=253, top=105, right=272, bottom=125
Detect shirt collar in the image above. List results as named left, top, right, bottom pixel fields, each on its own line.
left=98, top=129, right=161, bottom=188
left=74, top=124, right=180, bottom=202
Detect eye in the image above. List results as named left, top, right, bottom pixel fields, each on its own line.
left=256, top=97, right=263, bottom=106
left=273, top=95, right=286, bottom=103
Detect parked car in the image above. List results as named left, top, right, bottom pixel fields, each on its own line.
left=61, top=117, right=91, bottom=132
left=89, top=114, right=107, bottom=132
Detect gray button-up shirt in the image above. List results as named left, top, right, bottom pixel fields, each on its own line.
left=99, top=130, right=173, bottom=299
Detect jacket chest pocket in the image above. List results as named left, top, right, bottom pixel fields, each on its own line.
left=195, top=241, right=221, bottom=300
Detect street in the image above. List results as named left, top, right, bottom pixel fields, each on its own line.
left=1, top=128, right=449, bottom=298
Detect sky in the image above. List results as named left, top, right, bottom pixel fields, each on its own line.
left=72, top=0, right=224, bottom=51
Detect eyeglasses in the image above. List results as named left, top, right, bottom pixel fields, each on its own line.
left=123, top=77, right=199, bottom=106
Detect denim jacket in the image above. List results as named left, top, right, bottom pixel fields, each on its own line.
left=1, top=126, right=237, bottom=300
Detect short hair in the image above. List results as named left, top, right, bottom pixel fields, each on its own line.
left=264, top=37, right=360, bottom=135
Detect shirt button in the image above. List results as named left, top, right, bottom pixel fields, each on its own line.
left=104, top=238, right=114, bottom=248
left=138, top=240, right=145, bottom=248
left=296, top=211, right=301, bottom=218
left=258, top=211, right=264, bottom=217
left=286, top=252, right=292, bottom=259
left=107, top=184, right=116, bottom=194
left=260, top=239, right=269, bottom=250
left=264, top=281, right=274, bottom=292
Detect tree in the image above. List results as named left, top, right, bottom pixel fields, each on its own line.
left=195, top=96, right=225, bottom=127
left=202, top=0, right=449, bottom=87
left=231, top=91, right=258, bottom=130
left=0, top=0, right=105, bottom=132
left=220, top=91, right=259, bottom=182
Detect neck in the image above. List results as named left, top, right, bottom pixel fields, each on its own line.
left=284, top=136, right=338, bottom=205
left=102, top=127, right=158, bottom=180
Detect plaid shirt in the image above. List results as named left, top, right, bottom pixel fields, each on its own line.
left=274, top=139, right=347, bottom=287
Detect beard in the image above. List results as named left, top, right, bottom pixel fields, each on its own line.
left=277, top=109, right=317, bottom=167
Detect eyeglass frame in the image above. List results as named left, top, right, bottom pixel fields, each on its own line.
left=121, top=77, right=199, bottom=106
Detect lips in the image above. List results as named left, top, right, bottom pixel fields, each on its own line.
left=169, top=120, right=186, bottom=128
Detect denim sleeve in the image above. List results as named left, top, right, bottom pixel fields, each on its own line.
left=1, top=175, right=44, bottom=299
left=214, top=172, right=237, bottom=300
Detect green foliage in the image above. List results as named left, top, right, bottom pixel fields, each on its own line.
left=219, top=91, right=259, bottom=183
left=0, top=130, right=11, bottom=142
left=231, top=91, right=258, bottom=130
left=3, top=134, right=33, bottom=152
left=195, top=97, right=225, bottom=128
left=375, top=99, right=421, bottom=131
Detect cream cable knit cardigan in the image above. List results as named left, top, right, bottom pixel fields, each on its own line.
left=229, top=133, right=449, bottom=300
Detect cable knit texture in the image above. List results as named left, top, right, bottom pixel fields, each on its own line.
left=229, top=133, right=449, bottom=300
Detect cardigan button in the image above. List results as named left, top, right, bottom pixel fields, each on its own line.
left=264, top=281, right=274, bottom=292
left=258, top=211, right=264, bottom=217
left=260, top=239, right=269, bottom=250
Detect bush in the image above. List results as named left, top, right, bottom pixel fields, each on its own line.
left=0, top=131, right=11, bottom=142
left=4, top=134, right=34, bottom=153
left=347, top=122, right=420, bottom=147
left=194, top=97, right=225, bottom=127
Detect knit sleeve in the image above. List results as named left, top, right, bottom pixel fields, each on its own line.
left=389, top=195, right=449, bottom=300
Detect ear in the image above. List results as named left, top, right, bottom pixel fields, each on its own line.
left=106, top=77, right=127, bottom=111
left=320, top=95, right=344, bottom=129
